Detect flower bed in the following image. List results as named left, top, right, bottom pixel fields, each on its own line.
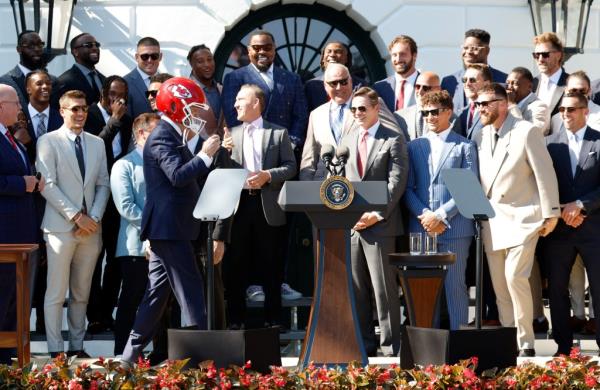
left=0, top=348, right=598, bottom=389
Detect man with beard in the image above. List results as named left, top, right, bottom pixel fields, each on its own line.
left=441, top=29, right=507, bottom=115
left=304, top=41, right=368, bottom=112
left=187, top=45, right=223, bottom=135
left=374, top=35, right=419, bottom=112
left=0, top=31, right=57, bottom=110
left=124, top=37, right=162, bottom=120
left=222, top=30, right=307, bottom=151
left=57, top=33, right=105, bottom=106
left=533, top=32, right=568, bottom=117
left=476, top=83, right=559, bottom=357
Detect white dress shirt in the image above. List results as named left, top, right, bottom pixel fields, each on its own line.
left=395, top=70, right=418, bottom=110
left=64, top=127, right=87, bottom=164
left=426, top=127, right=452, bottom=174
left=28, top=103, right=50, bottom=138
left=17, top=63, right=32, bottom=77
left=97, top=102, right=122, bottom=158
left=567, top=125, right=586, bottom=177
left=359, top=120, right=380, bottom=158
left=537, top=68, right=562, bottom=107
left=136, top=67, right=154, bottom=89
left=251, top=63, right=274, bottom=90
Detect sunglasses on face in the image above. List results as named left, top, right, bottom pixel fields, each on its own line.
left=415, top=84, right=433, bottom=92
left=559, top=106, right=586, bottom=113
left=474, top=98, right=503, bottom=108
left=75, top=41, right=101, bottom=49
left=326, top=78, right=349, bottom=88
left=145, top=90, right=159, bottom=98
left=249, top=44, right=273, bottom=52
left=461, top=45, right=486, bottom=52
left=21, top=42, right=45, bottom=50
left=462, top=77, right=478, bottom=84
left=567, top=88, right=589, bottom=95
left=420, top=108, right=447, bottom=117
left=63, top=105, right=89, bottom=113
left=531, top=51, right=556, bottom=59
left=350, top=106, right=369, bottom=114
left=140, top=53, right=160, bottom=61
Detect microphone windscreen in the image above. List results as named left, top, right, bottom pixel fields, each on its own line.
left=336, top=145, right=350, bottom=160
left=320, top=144, right=335, bottom=159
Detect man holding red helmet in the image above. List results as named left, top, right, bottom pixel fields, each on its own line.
left=121, top=77, right=220, bottom=365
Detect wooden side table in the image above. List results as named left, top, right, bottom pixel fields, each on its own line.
left=389, top=252, right=456, bottom=328
left=0, top=244, right=38, bottom=367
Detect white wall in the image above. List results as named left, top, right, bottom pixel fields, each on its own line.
left=1, top=0, right=600, bottom=81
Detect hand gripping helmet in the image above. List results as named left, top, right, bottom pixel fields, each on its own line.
left=156, top=77, right=207, bottom=134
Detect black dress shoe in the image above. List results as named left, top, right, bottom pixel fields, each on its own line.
left=87, top=321, right=107, bottom=334
left=518, top=348, right=536, bottom=357
left=533, top=317, right=549, bottom=333
left=147, top=352, right=167, bottom=366
left=67, top=350, right=91, bottom=358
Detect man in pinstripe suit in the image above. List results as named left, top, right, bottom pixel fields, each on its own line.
left=404, top=90, right=478, bottom=329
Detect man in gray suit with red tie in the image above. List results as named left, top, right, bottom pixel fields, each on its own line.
left=339, top=86, right=408, bottom=356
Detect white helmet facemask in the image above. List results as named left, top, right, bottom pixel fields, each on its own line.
left=182, top=101, right=207, bottom=135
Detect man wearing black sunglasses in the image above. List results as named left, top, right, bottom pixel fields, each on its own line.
left=550, top=70, right=600, bottom=135
left=532, top=32, right=568, bottom=117
left=124, top=37, right=162, bottom=120
left=476, top=83, right=560, bottom=357
left=57, top=33, right=106, bottom=106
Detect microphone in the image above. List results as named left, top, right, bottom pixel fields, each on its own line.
left=320, top=144, right=335, bottom=175
left=335, top=146, right=350, bottom=177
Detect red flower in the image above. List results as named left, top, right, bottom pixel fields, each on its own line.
left=585, top=375, right=598, bottom=387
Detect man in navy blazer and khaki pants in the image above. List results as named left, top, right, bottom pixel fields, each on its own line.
left=121, top=77, right=221, bottom=364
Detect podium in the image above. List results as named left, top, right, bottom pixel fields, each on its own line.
left=278, top=180, right=387, bottom=367
left=0, top=244, right=37, bottom=367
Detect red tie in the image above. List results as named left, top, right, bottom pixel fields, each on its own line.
left=5, top=131, right=18, bottom=151
left=357, top=130, right=368, bottom=177
left=468, top=101, right=475, bottom=128
left=396, top=79, right=406, bottom=110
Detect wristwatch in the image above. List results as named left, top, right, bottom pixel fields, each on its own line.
left=575, top=200, right=584, bottom=210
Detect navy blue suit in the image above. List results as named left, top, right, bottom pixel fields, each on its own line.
left=373, top=72, right=420, bottom=113
left=121, top=119, right=211, bottom=362
left=304, top=74, right=367, bottom=112
left=0, top=129, right=37, bottom=364
left=0, top=66, right=60, bottom=110
left=542, top=127, right=600, bottom=354
left=23, top=108, right=63, bottom=165
left=441, top=66, right=507, bottom=113
left=222, top=65, right=308, bottom=146
left=459, top=105, right=483, bottom=140
left=57, top=65, right=106, bottom=106
left=123, top=68, right=153, bottom=120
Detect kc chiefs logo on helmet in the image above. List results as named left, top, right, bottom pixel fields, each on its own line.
left=167, top=84, right=193, bottom=99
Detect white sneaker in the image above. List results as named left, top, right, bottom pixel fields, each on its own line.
left=281, top=283, right=302, bottom=300
left=246, top=285, right=265, bottom=302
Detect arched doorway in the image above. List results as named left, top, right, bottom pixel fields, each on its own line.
left=214, top=3, right=386, bottom=83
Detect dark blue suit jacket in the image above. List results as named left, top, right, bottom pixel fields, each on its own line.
left=459, top=105, right=483, bottom=140
left=222, top=65, right=308, bottom=145
left=123, top=68, right=153, bottom=120
left=0, top=65, right=60, bottom=110
left=441, top=66, right=507, bottom=106
left=140, top=119, right=210, bottom=241
left=57, top=65, right=106, bottom=106
left=304, top=74, right=367, bottom=112
left=23, top=107, right=63, bottom=164
left=0, top=132, right=37, bottom=244
left=373, top=72, right=420, bottom=112
left=546, top=127, right=600, bottom=237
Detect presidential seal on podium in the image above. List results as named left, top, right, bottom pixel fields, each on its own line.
left=320, top=175, right=354, bottom=210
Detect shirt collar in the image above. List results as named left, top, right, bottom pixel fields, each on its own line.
left=74, top=62, right=96, bottom=76
left=395, top=69, right=418, bottom=84
left=517, top=92, right=536, bottom=110
left=568, top=126, right=587, bottom=141
left=244, top=116, right=264, bottom=132
left=251, top=63, right=274, bottom=76
left=427, top=127, right=452, bottom=141
left=136, top=66, right=155, bottom=83
left=97, top=102, right=111, bottom=123
left=360, top=120, right=380, bottom=136
left=63, top=126, right=84, bottom=141
left=330, top=98, right=351, bottom=110
left=542, top=68, right=562, bottom=85
left=17, top=63, right=32, bottom=77
left=0, top=123, right=9, bottom=136
left=190, top=73, right=217, bottom=91
left=162, top=116, right=182, bottom=136
left=28, top=103, right=50, bottom=118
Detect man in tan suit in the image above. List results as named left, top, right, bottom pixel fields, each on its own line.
left=475, top=83, right=560, bottom=357
left=36, top=90, right=110, bottom=357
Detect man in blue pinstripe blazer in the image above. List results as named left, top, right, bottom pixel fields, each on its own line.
left=404, top=90, right=478, bottom=330
left=222, top=30, right=308, bottom=150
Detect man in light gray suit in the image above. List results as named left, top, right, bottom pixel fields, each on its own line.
left=123, top=37, right=162, bottom=120
left=225, top=83, right=296, bottom=329
left=394, top=71, right=463, bottom=140
left=404, top=90, right=478, bottom=329
left=340, top=86, right=408, bottom=356
left=36, top=90, right=110, bottom=357
left=476, top=83, right=560, bottom=357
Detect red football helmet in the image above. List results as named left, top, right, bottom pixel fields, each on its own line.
left=156, top=77, right=207, bottom=133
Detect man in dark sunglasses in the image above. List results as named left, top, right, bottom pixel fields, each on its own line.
left=550, top=70, right=600, bottom=135
left=57, top=33, right=106, bottom=106
left=476, top=82, right=560, bottom=358
left=532, top=32, right=568, bottom=117
left=125, top=37, right=163, bottom=120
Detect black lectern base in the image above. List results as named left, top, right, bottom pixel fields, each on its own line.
left=168, top=328, right=281, bottom=373
left=400, top=326, right=518, bottom=373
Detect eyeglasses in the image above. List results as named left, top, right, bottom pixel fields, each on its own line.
left=461, top=45, right=487, bottom=52
left=415, top=84, right=434, bottom=92
left=140, top=53, right=160, bottom=61
left=531, top=51, right=557, bottom=59
left=63, top=105, right=89, bottom=113
left=326, top=78, right=349, bottom=88
left=145, top=90, right=159, bottom=98
left=249, top=44, right=274, bottom=52
left=558, top=106, right=586, bottom=113
left=75, top=41, right=101, bottom=49
left=20, top=42, right=45, bottom=49
left=461, top=77, right=479, bottom=84
left=420, top=108, right=448, bottom=117
left=350, top=106, right=369, bottom=113
left=474, top=98, right=503, bottom=108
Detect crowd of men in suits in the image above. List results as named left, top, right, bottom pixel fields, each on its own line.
left=1, top=24, right=600, bottom=363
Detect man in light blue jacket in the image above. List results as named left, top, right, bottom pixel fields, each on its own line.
left=110, top=112, right=159, bottom=355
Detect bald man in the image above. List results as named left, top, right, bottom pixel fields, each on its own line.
left=0, top=84, right=43, bottom=363
left=394, top=71, right=464, bottom=140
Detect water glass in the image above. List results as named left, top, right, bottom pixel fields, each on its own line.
left=425, top=233, right=438, bottom=255
left=409, top=232, right=422, bottom=255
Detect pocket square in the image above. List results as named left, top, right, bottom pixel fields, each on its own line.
left=377, top=150, right=387, bottom=154
left=589, top=151, right=596, bottom=156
